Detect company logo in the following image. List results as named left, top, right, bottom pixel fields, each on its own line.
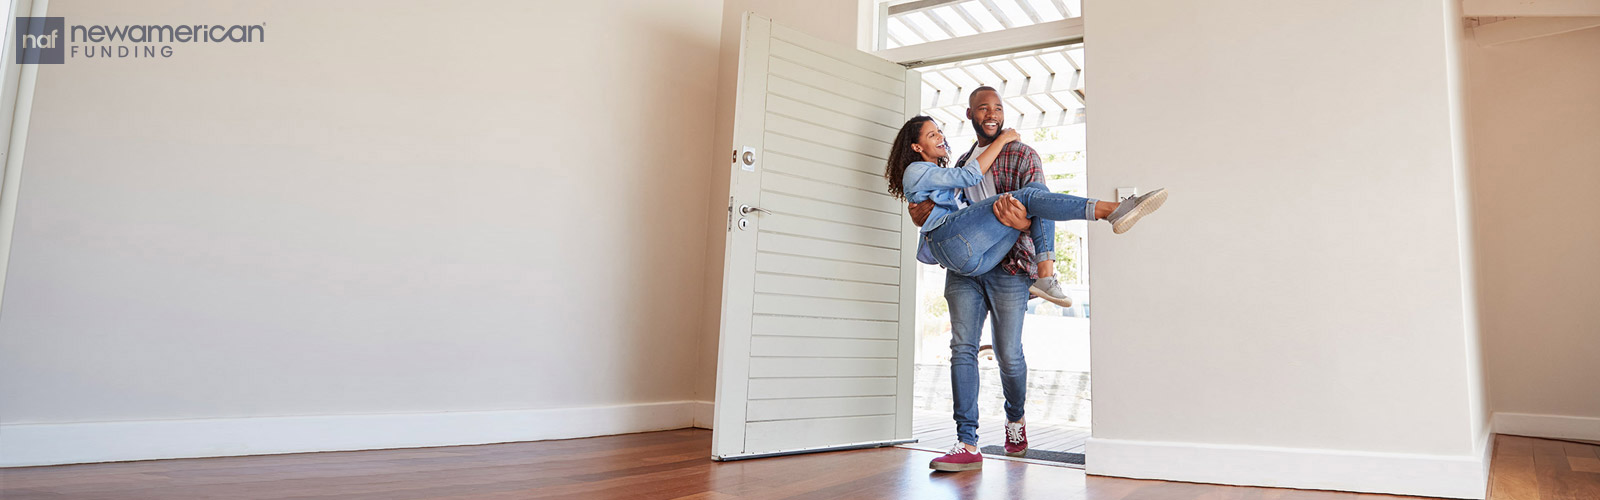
left=16, top=17, right=65, bottom=64
left=15, top=17, right=264, bottom=64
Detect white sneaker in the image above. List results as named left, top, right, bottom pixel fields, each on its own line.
left=1030, top=275, right=1073, bottom=308
left=1106, top=188, right=1168, bottom=234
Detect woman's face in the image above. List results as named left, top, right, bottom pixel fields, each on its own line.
left=914, top=120, right=950, bottom=162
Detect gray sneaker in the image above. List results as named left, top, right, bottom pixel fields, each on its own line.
left=1030, top=275, right=1073, bottom=308
left=1106, top=188, right=1168, bottom=234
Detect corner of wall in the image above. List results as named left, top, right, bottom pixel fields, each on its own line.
left=1443, top=0, right=1491, bottom=448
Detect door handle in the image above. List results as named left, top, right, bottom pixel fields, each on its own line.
left=739, top=205, right=772, bottom=216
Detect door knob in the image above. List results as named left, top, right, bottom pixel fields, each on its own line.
left=739, top=205, right=772, bottom=216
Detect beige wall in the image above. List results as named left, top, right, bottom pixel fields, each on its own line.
left=0, top=0, right=721, bottom=424
left=694, top=0, right=863, bottom=405
left=1084, top=0, right=1486, bottom=493
left=1467, top=27, right=1600, bottom=422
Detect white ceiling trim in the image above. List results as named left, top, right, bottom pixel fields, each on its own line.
left=874, top=17, right=1083, bottom=67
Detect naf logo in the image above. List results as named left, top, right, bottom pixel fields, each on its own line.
left=15, top=17, right=65, bottom=64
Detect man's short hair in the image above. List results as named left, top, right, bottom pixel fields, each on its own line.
left=969, top=86, right=999, bottom=106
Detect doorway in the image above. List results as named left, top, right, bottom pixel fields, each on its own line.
left=900, top=43, right=1092, bottom=466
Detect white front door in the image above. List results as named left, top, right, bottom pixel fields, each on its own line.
left=711, top=13, right=922, bottom=460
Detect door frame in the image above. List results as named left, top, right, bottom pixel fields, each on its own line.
left=0, top=0, right=46, bottom=312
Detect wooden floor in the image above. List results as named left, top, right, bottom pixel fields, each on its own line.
left=1488, top=434, right=1600, bottom=499
left=907, top=409, right=1089, bottom=456
left=3, top=430, right=1597, bottom=499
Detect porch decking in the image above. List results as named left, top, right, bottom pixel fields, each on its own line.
left=904, top=409, right=1091, bottom=458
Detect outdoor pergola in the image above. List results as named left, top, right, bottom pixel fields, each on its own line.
left=876, top=0, right=1086, bottom=146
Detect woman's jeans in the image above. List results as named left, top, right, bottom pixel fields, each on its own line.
left=924, top=182, right=1095, bottom=277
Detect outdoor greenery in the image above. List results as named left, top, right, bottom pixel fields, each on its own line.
left=1032, top=127, right=1086, bottom=285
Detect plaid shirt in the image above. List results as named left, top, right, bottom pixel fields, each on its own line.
left=956, top=141, right=1045, bottom=277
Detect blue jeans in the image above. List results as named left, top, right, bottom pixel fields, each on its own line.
left=946, top=265, right=1032, bottom=446
left=924, top=182, right=1094, bottom=277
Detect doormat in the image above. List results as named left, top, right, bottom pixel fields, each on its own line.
left=980, top=446, right=1085, bottom=466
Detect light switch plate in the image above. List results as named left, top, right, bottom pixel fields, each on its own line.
left=1116, top=187, right=1138, bottom=201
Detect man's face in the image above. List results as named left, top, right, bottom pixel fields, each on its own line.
left=967, top=90, right=1005, bottom=142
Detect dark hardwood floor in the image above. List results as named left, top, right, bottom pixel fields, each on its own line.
left=4, top=429, right=1596, bottom=499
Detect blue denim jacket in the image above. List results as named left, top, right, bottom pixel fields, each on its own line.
left=903, top=159, right=984, bottom=233
left=905, top=160, right=985, bottom=265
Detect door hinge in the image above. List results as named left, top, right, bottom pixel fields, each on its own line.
left=726, top=196, right=735, bottom=232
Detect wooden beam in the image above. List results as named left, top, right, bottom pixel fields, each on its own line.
left=898, top=14, right=938, bottom=43
left=920, top=9, right=962, bottom=38
left=888, top=0, right=965, bottom=16
left=1014, top=0, right=1046, bottom=24
left=876, top=17, right=1084, bottom=67
left=1474, top=16, right=1600, bottom=45
left=947, top=4, right=987, bottom=34
left=1464, top=0, right=1600, bottom=17
left=1050, top=0, right=1075, bottom=18
left=978, top=0, right=1017, bottom=29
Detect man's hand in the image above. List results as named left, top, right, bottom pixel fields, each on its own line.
left=993, top=194, right=1031, bottom=231
left=908, top=200, right=934, bottom=227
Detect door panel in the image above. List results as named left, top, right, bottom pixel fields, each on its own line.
left=712, top=13, right=921, bottom=460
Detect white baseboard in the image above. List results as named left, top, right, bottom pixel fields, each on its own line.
left=0, top=400, right=698, bottom=467
left=692, top=400, right=714, bottom=429
left=1086, top=437, right=1488, bottom=500
left=1493, top=412, right=1600, bottom=442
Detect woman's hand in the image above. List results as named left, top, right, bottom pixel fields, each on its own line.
left=997, top=128, right=1021, bottom=145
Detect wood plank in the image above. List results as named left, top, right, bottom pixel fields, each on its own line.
left=752, top=293, right=899, bottom=322
left=766, top=93, right=899, bottom=145
left=764, top=152, right=889, bottom=194
left=747, top=376, right=897, bottom=400
left=751, top=315, right=897, bottom=340
left=758, top=214, right=901, bottom=251
left=755, top=252, right=900, bottom=284
left=1490, top=435, right=1543, bottom=500
left=1565, top=441, right=1600, bottom=473
left=767, top=76, right=904, bottom=128
left=766, top=113, right=891, bottom=161
left=748, top=357, right=897, bottom=379
left=747, top=396, right=896, bottom=422
left=744, top=414, right=898, bottom=454
left=754, top=271, right=899, bottom=302
left=1533, top=437, right=1579, bottom=500
left=769, top=38, right=904, bottom=94
left=749, top=335, right=898, bottom=358
left=758, top=191, right=900, bottom=232
left=771, top=23, right=906, bottom=81
left=764, top=132, right=889, bottom=179
left=760, top=170, right=901, bottom=214
left=756, top=231, right=899, bottom=269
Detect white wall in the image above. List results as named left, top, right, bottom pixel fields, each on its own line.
left=693, top=0, right=863, bottom=418
left=1084, top=1, right=1488, bottom=498
left=0, top=0, right=723, bottom=465
left=1467, top=26, right=1600, bottom=440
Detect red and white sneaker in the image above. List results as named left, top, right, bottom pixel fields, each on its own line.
left=1004, top=422, right=1028, bottom=457
left=929, top=443, right=984, bottom=472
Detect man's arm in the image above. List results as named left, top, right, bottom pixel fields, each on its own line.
left=908, top=200, right=934, bottom=227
